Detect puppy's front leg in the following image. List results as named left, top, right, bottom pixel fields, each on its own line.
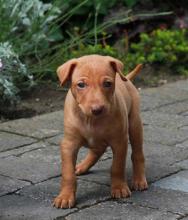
left=111, top=138, right=131, bottom=198
left=53, top=139, right=79, bottom=209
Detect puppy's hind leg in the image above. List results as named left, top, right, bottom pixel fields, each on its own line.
left=75, top=147, right=106, bottom=175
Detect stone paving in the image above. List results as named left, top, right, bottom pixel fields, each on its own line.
left=0, top=79, right=188, bottom=220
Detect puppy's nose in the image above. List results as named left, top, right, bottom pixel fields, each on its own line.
left=91, top=106, right=104, bottom=116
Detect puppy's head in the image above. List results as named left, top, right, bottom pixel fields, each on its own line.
left=57, top=55, right=127, bottom=117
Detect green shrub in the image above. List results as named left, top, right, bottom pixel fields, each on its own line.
left=0, top=0, right=62, bottom=57
left=125, top=29, right=188, bottom=75
left=0, top=42, right=33, bottom=105
left=70, top=44, right=118, bottom=58
left=0, top=0, right=62, bottom=105
left=62, top=0, right=137, bottom=16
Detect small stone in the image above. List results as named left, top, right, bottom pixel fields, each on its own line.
left=158, top=79, right=167, bottom=85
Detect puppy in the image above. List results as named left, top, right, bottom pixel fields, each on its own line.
left=53, top=55, right=148, bottom=209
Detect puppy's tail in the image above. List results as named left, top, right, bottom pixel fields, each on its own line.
left=126, top=64, right=143, bottom=81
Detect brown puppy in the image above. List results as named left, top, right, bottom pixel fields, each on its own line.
left=53, top=55, right=148, bottom=209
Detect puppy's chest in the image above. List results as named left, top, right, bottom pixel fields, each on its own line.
left=81, top=120, right=124, bottom=147
left=82, top=124, right=109, bottom=147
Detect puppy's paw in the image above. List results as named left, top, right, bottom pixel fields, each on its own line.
left=53, top=192, right=75, bottom=209
left=75, top=163, right=89, bottom=175
left=131, top=176, right=148, bottom=191
left=111, top=182, right=131, bottom=199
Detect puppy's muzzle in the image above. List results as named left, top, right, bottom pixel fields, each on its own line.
left=91, top=105, right=104, bottom=116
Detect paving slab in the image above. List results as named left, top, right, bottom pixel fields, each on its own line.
left=142, top=111, right=188, bottom=129
left=145, top=162, right=179, bottom=183
left=144, top=141, right=188, bottom=166
left=176, top=139, right=188, bottom=148
left=141, top=83, right=188, bottom=102
left=182, top=110, right=188, bottom=117
left=0, top=175, right=30, bottom=196
left=155, top=100, right=188, bottom=115
left=45, top=133, right=63, bottom=145
left=0, top=194, right=76, bottom=220
left=140, top=80, right=188, bottom=112
left=181, top=124, right=188, bottom=131
left=140, top=93, right=174, bottom=111
left=175, top=158, right=188, bottom=170
left=153, top=170, right=188, bottom=192
left=0, top=142, right=112, bottom=186
left=0, top=143, right=61, bottom=183
left=164, top=79, right=188, bottom=92
left=18, top=177, right=110, bottom=209
left=0, top=131, right=36, bottom=152
left=0, top=141, right=46, bottom=159
left=181, top=217, right=188, bottom=220
left=127, top=186, right=188, bottom=215
left=65, top=201, right=179, bottom=220
left=0, top=111, right=64, bottom=139
left=144, top=125, right=187, bottom=146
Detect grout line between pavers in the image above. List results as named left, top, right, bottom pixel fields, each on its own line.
left=0, top=188, right=24, bottom=198
left=0, top=129, right=40, bottom=139
left=1, top=168, right=183, bottom=199
left=119, top=200, right=183, bottom=218
left=62, top=197, right=114, bottom=219
left=0, top=134, right=63, bottom=155
left=7, top=175, right=34, bottom=185
left=142, top=98, right=188, bottom=113
left=152, top=98, right=188, bottom=110
left=118, top=200, right=162, bottom=211
left=144, top=140, right=171, bottom=146
left=1, top=171, right=186, bottom=218
left=63, top=196, right=183, bottom=219
left=177, top=213, right=188, bottom=220
left=67, top=168, right=188, bottom=217
left=173, top=137, right=188, bottom=146
left=0, top=174, right=32, bottom=198
left=144, top=137, right=188, bottom=147
left=12, top=147, right=46, bottom=158
left=0, top=140, right=39, bottom=153
left=178, top=109, right=188, bottom=116
left=17, top=174, right=62, bottom=188
left=0, top=174, right=62, bottom=198
left=53, top=209, right=79, bottom=220
left=34, top=174, right=61, bottom=185
left=0, top=173, right=32, bottom=185
left=0, top=129, right=62, bottom=142
left=17, top=178, right=34, bottom=185
left=178, top=124, right=188, bottom=129
left=149, top=168, right=184, bottom=185
left=170, top=157, right=188, bottom=167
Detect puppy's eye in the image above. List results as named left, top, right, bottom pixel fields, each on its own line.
left=77, top=82, right=86, bottom=89
left=103, top=81, right=112, bottom=88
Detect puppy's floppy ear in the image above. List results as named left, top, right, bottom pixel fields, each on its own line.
left=57, top=59, right=77, bottom=86
left=108, top=57, right=127, bottom=81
